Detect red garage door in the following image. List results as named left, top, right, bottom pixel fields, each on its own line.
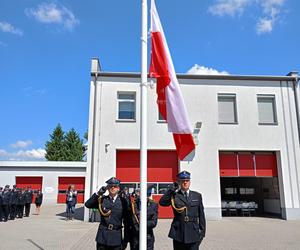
left=116, top=150, right=178, bottom=218
left=57, top=177, right=85, bottom=204
left=16, top=176, right=43, bottom=203
left=219, top=151, right=278, bottom=177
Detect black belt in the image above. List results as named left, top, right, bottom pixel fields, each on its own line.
left=180, top=216, right=199, bottom=222
left=100, top=224, right=122, bottom=231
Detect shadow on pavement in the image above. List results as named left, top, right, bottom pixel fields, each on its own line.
left=56, top=206, right=84, bottom=221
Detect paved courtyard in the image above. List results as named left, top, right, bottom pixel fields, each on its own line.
left=1, top=204, right=300, bottom=250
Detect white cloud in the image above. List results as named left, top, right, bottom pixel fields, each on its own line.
left=208, top=0, right=286, bottom=34
left=187, top=64, right=229, bottom=75
left=0, top=148, right=46, bottom=161
left=208, top=0, right=251, bottom=17
left=256, top=18, right=273, bottom=34
left=10, top=140, right=33, bottom=149
left=0, top=21, right=23, bottom=36
left=16, top=148, right=46, bottom=160
left=255, top=0, right=285, bottom=34
left=25, top=3, right=79, bottom=31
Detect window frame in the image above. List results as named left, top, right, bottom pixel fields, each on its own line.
left=218, top=93, right=238, bottom=124
left=116, top=92, right=136, bottom=122
left=257, top=94, right=278, bottom=125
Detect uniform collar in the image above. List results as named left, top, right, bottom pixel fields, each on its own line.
left=180, top=189, right=190, bottom=196
left=109, top=194, right=118, bottom=203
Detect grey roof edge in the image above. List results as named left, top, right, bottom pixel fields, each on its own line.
left=91, top=72, right=298, bottom=82
left=0, top=161, right=87, bottom=168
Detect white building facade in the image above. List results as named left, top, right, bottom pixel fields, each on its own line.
left=84, top=58, right=300, bottom=221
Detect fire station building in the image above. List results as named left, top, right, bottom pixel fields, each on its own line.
left=84, top=58, right=300, bottom=221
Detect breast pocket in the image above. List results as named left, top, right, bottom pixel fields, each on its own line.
left=190, top=200, right=199, bottom=207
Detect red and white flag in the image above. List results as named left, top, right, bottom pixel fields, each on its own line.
left=149, top=0, right=195, bottom=161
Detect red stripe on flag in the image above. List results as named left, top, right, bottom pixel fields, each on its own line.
left=149, top=31, right=170, bottom=120
left=173, top=134, right=195, bottom=160
left=150, top=30, right=195, bottom=161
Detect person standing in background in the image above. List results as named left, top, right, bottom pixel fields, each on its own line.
left=66, top=185, right=77, bottom=220
left=0, top=187, right=3, bottom=222
left=10, top=185, right=18, bottom=220
left=17, top=188, right=26, bottom=219
left=34, top=190, right=43, bottom=215
left=24, top=186, right=33, bottom=217
left=1, top=185, right=11, bottom=222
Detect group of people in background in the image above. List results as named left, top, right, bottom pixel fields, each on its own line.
left=0, top=184, right=43, bottom=222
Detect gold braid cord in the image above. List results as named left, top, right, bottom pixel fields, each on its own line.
left=98, top=195, right=112, bottom=217
left=131, top=199, right=140, bottom=224
left=171, top=196, right=186, bottom=213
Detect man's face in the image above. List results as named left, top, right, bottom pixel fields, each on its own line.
left=179, top=179, right=191, bottom=191
left=108, top=185, right=120, bottom=196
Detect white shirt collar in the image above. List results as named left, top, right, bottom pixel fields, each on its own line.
left=109, top=194, right=118, bottom=203
left=180, top=189, right=190, bottom=195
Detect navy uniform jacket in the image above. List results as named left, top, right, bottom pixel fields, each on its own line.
left=2, top=190, right=12, bottom=205
left=129, top=198, right=158, bottom=235
left=0, top=191, right=3, bottom=206
left=25, top=190, right=33, bottom=204
left=85, top=193, right=130, bottom=247
left=10, top=189, right=18, bottom=205
left=159, top=189, right=206, bottom=244
left=17, top=192, right=26, bottom=205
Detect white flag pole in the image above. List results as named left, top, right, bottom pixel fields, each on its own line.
left=140, top=0, right=148, bottom=249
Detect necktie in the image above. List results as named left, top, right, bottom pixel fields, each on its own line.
left=184, top=191, right=188, bottom=200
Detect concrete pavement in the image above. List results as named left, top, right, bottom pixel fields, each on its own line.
left=1, top=204, right=300, bottom=250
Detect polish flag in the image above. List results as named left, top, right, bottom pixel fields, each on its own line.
left=149, top=0, right=195, bottom=161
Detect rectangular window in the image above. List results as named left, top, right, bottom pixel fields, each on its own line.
left=239, top=188, right=255, bottom=195
left=218, top=94, right=237, bottom=124
left=257, top=95, right=277, bottom=124
left=225, top=187, right=238, bottom=195
left=117, top=92, right=136, bottom=120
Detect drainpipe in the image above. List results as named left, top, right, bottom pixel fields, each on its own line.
left=287, top=71, right=300, bottom=144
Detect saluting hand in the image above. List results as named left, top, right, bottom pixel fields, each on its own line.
left=97, top=186, right=107, bottom=196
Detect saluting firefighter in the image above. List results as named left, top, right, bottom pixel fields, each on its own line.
left=159, top=171, right=206, bottom=250
left=128, top=185, right=158, bottom=250
left=85, top=177, right=130, bottom=250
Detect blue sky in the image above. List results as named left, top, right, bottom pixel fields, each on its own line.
left=0, top=0, right=299, bottom=160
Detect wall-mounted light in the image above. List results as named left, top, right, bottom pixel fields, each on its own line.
left=193, top=122, right=202, bottom=145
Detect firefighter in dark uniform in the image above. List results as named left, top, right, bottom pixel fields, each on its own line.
left=24, top=186, right=33, bottom=217
left=10, top=185, right=18, bottom=220
left=159, top=171, right=206, bottom=250
left=85, top=177, right=130, bottom=250
left=128, top=186, right=158, bottom=250
left=2, top=185, right=12, bottom=222
left=17, top=188, right=26, bottom=218
left=0, top=187, right=3, bottom=221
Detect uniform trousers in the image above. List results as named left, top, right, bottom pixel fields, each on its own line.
left=130, top=233, right=155, bottom=250
left=25, top=203, right=31, bottom=217
left=17, top=205, right=24, bottom=218
left=1, top=205, right=9, bottom=221
left=10, top=204, right=16, bottom=219
left=96, top=243, right=121, bottom=250
left=173, top=240, right=201, bottom=250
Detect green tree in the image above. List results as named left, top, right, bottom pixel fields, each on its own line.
left=64, top=128, right=84, bottom=161
left=45, top=124, right=66, bottom=161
